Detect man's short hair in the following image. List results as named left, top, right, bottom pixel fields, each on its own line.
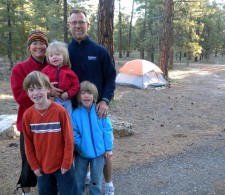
left=69, top=9, right=87, bottom=17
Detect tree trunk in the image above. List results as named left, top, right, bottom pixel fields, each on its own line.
left=6, top=3, right=13, bottom=68
left=187, top=52, right=191, bottom=66
left=98, top=0, right=115, bottom=64
left=118, top=0, right=122, bottom=58
left=139, top=0, right=147, bottom=59
left=168, top=1, right=174, bottom=70
left=168, top=48, right=174, bottom=69
left=126, top=0, right=134, bottom=57
left=140, top=49, right=144, bottom=59
left=150, top=44, right=154, bottom=62
left=160, top=0, right=174, bottom=78
left=63, top=0, right=68, bottom=43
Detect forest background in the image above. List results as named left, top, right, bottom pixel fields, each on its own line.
left=1, top=1, right=225, bottom=194
left=0, top=0, right=225, bottom=78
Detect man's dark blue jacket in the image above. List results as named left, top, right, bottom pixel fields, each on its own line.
left=68, top=36, right=116, bottom=104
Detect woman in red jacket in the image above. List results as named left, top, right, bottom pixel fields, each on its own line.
left=11, top=30, right=52, bottom=195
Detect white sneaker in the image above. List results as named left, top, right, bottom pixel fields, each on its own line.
left=105, top=186, right=115, bottom=195
left=85, top=176, right=91, bottom=185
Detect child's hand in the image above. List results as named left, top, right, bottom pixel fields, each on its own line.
left=49, top=96, right=54, bottom=101
left=105, top=151, right=113, bottom=158
left=61, top=167, right=69, bottom=174
left=60, top=92, right=69, bottom=100
left=34, top=168, right=43, bottom=177
left=49, top=82, right=63, bottom=97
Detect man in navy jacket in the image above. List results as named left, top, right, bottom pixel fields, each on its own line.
left=68, top=9, right=116, bottom=195
left=68, top=10, right=116, bottom=117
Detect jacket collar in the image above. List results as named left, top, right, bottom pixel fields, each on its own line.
left=80, top=103, right=95, bottom=112
left=72, top=36, right=90, bottom=45
left=48, top=64, right=70, bottom=69
left=31, top=55, right=47, bottom=65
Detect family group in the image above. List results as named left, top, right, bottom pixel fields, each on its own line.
left=11, top=9, right=116, bottom=195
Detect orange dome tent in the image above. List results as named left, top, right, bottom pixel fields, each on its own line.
left=116, top=59, right=167, bottom=89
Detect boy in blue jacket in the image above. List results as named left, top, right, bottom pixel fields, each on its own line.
left=71, top=81, right=113, bottom=195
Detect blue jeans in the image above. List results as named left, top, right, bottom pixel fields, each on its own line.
left=37, top=166, right=77, bottom=195
left=74, top=153, right=105, bottom=195
left=54, top=97, right=72, bottom=116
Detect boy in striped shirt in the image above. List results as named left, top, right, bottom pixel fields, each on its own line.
left=22, top=71, right=76, bottom=195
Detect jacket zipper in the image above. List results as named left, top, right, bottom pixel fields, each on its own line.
left=88, top=110, right=97, bottom=156
left=56, top=67, right=60, bottom=88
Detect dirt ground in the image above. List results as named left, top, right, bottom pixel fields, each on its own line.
left=1, top=59, right=225, bottom=195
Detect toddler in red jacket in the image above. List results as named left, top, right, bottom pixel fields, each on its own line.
left=42, top=40, right=80, bottom=115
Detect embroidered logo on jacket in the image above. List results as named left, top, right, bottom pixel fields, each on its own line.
left=30, top=122, right=61, bottom=133
left=88, top=56, right=97, bottom=60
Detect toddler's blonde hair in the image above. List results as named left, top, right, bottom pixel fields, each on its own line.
left=46, top=40, right=71, bottom=68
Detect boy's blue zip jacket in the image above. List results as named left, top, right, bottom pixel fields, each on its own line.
left=71, top=104, right=113, bottom=158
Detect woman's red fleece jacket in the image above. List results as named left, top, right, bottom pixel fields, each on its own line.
left=10, top=56, right=47, bottom=132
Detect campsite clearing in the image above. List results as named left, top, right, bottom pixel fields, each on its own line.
left=1, top=60, right=225, bottom=194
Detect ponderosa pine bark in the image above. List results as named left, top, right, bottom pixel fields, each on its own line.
left=160, top=0, right=174, bottom=78
left=98, top=0, right=115, bottom=64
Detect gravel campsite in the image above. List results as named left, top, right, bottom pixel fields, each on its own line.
left=1, top=58, right=225, bottom=195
